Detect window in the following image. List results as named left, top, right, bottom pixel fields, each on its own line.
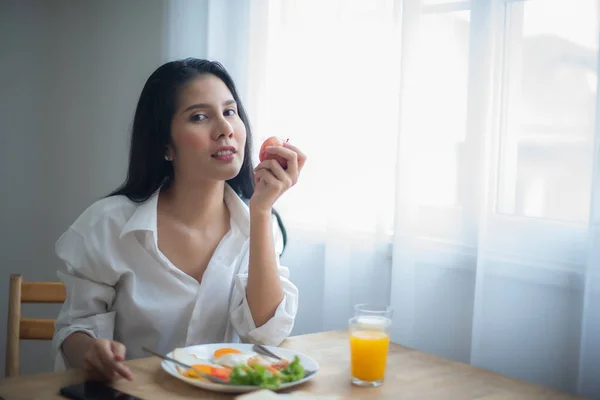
left=248, top=0, right=599, bottom=266
left=497, top=0, right=599, bottom=222
left=395, top=0, right=599, bottom=274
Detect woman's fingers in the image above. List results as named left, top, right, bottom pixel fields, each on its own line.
left=111, top=341, right=127, bottom=360
left=254, top=168, right=275, bottom=186
left=255, top=160, right=293, bottom=188
left=264, top=146, right=298, bottom=177
left=112, top=359, right=133, bottom=380
left=110, top=341, right=132, bottom=379
left=84, top=340, right=133, bottom=382
left=283, top=141, right=307, bottom=170
left=84, top=354, right=114, bottom=381
left=100, top=342, right=132, bottom=381
left=263, top=141, right=307, bottom=183
left=250, top=140, right=306, bottom=210
left=254, top=168, right=281, bottom=189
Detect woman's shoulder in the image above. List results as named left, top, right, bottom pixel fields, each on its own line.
left=55, top=195, right=140, bottom=277
left=63, top=195, right=138, bottom=238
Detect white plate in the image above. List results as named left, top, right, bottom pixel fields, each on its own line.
left=160, top=343, right=319, bottom=394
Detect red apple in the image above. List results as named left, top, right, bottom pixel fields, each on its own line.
left=259, top=136, right=288, bottom=169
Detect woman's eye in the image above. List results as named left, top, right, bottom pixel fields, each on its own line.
left=224, top=109, right=236, bottom=117
left=191, top=114, right=207, bottom=122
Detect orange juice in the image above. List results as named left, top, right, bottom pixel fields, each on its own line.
left=350, top=330, right=390, bottom=382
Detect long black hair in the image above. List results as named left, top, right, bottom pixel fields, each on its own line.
left=110, top=58, right=287, bottom=253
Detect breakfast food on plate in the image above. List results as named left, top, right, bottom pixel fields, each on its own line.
left=259, top=136, right=288, bottom=169
left=212, top=347, right=290, bottom=370
left=172, top=348, right=232, bottom=382
left=172, top=347, right=305, bottom=389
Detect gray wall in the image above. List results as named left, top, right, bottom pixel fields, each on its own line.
left=0, top=0, right=203, bottom=376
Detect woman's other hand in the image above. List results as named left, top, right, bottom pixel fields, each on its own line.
left=82, top=339, right=133, bottom=382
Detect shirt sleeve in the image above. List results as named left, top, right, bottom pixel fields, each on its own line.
left=229, top=217, right=299, bottom=346
left=52, top=228, right=117, bottom=370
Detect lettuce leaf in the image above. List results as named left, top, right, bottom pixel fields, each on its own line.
left=279, top=356, right=305, bottom=383
left=228, top=356, right=305, bottom=389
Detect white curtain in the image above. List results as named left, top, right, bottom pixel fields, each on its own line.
left=240, top=0, right=600, bottom=397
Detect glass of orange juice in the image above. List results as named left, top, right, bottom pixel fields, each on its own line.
left=349, top=315, right=391, bottom=387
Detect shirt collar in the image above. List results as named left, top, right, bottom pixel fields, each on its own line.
left=119, top=184, right=250, bottom=239
left=119, top=190, right=160, bottom=239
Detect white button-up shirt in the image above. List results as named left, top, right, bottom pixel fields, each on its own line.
left=52, top=184, right=298, bottom=370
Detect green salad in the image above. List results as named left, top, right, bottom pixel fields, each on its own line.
left=229, top=355, right=305, bottom=389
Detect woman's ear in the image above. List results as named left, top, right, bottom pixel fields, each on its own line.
left=165, top=145, right=175, bottom=161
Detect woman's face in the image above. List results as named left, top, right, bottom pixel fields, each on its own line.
left=168, top=74, right=247, bottom=183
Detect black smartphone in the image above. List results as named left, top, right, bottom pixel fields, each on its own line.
left=59, top=381, right=144, bottom=400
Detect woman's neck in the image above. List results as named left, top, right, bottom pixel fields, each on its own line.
left=159, top=177, right=228, bottom=231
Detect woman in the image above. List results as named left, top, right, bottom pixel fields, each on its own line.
left=52, top=58, right=306, bottom=382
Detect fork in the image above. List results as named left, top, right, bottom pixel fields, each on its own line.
left=252, top=344, right=317, bottom=378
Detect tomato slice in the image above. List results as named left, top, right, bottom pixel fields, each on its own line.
left=210, top=366, right=232, bottom=382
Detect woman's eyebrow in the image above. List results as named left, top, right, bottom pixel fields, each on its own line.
left=183, top=99, right=237, bottom=113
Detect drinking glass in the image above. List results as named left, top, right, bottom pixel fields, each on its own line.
left=354, top=303, right=393, bottom=319
left=349, top=314, right=391, bottom=387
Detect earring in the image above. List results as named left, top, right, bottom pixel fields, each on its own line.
left=164, top=155, right=170, bottom=161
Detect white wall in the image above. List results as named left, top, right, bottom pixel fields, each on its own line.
left=0, top=0, right=212, bottom=376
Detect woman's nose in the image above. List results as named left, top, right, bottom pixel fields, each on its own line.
left=214, top=117, right=234, bottom=139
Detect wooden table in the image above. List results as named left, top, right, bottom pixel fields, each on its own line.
left=0, top=330, right=585, bottom=400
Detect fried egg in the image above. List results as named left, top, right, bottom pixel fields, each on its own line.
left=212, top=352, right=260, bottom=368
left=171, top=348, right=216, bottom=378
left=173, top=347, right=207, bottom=366
left=213, top=347, right=240, bottom=358
left=211, top=348, right=279, bottom=369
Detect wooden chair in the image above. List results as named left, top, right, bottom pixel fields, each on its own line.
left=5, top=274, right=66, bottom=378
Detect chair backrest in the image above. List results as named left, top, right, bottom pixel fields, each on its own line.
left=5, top=274, right=66, bottom=378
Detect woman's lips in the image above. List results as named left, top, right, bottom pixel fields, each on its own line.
left=211, top=147, right=236, bottom=162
